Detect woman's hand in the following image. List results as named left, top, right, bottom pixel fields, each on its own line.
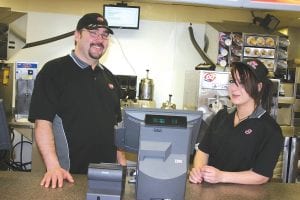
left=200, top=165, right=224, bottom=183
left=189, top=167, right=203, bottom=184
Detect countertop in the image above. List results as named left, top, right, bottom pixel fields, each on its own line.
left=1, top=171, right=300, bottom=200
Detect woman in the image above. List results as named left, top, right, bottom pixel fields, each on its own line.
left=189, top=59, right=283, bottom=185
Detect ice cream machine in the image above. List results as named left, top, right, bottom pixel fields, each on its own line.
left=183, top=70, right=231, bottom=145
left=15, top=62, right=38, bottom=121
left=183, top=70, right=231, bottom=121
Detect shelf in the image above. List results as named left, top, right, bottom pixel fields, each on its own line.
left=280, top=125, right=294, bottom=137
left=278, top=97, right=295, bottom=104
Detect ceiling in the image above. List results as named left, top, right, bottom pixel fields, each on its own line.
left=138, top=0, right=300, bottom=29
left=1, top=3, right=300, bottom=30
left=265, top=10, right=300, bottom=28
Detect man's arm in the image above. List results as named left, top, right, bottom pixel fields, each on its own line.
left=35, top=119, right=74, bottom=188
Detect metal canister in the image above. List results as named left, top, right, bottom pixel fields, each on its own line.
left=138, top=69, right=154, bottom=100
left=161, top=94, right=176, bottom=110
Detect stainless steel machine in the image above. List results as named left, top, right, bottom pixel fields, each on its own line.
left=120, top=70, right=156, bottom=109
left=183, top=70, right=231, bottom=121
left=138, top=69, right=154, bottom=101
left=15, top=62, right=38, bottom=121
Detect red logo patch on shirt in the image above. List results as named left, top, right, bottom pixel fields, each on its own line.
left=244, top=129, right=253, bottom=135
left=108, top=83, right=114, bottom=90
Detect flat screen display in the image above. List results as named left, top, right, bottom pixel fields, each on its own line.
left=145, top=114, right=187, bottom=128
left=103, top=5, right=140, bottom=29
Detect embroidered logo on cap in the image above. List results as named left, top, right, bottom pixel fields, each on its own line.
left=244, top=129, right=253, bottom=135
left=108, top=83, right=114, bottom=90
left=247, top=60, right=258, bottom=70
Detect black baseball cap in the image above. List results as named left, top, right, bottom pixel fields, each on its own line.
left=234, top=59, right=268, bottom=82
left=76, top=13, right=113, bottom=34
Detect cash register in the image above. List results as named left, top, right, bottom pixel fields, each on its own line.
left=115, top=108, right=203, bottom=200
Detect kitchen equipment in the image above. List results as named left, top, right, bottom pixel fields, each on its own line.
left=116, top=75, right=137, bottom=100
left=183, top=70, right=231, bottom=144
left=161, top=94, right=176, bottom=110
left=183, top=70, right=231, bottom=120
left=121, top=99, right=156, bottom=109
left=15, top=62, right=38, bottom=121
left=138, top=69, right=154, bottom=100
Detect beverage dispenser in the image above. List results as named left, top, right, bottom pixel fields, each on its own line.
left=15, top=62, right=38, bottom=121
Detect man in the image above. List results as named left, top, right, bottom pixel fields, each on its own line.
left=29, top=13, right=126, bottom=188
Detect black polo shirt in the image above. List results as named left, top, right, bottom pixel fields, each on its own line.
left=199, top=106, right=283, bottom=178
left=29, top=52, right=121, bottom=173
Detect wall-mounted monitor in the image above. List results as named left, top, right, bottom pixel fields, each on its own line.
left=103, top=5, right=140, bottom=29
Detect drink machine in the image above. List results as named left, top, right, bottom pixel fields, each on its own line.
left=15, top=62, right=38, bottom=121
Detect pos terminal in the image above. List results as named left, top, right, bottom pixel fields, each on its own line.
left=115, top=108, right=203, bottom=200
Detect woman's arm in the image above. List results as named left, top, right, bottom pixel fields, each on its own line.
left=193, top=150, right=209, bottom=168
left=201, top=165, right=269, bottom=185
left=189, top=150, right=209, bottom=184
left=116, top=149, right=127, bottom=166
left=190, top=150, right=269, bottom=185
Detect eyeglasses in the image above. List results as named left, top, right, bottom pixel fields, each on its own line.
left=82, top=29, right=110, bottom=40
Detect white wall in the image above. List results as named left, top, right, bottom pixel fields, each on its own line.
left=8, top=11, right=206, bottom=109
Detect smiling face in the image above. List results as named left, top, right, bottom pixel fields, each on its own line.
left=74, top=27, right=110, bottom=66
left=229, top=62, right=266, bottom=110
left=228, top=71, right=255, bottom=108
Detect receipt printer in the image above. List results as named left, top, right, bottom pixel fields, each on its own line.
left=86, top=163, right=126, bottom=200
